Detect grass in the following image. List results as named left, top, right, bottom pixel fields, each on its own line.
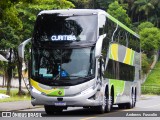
left=141, top=59, right=160, bottom=95
left=0, top=89, right=31, bottom=102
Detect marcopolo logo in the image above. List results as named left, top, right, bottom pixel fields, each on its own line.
left=51, top=35, right=76, bottom=41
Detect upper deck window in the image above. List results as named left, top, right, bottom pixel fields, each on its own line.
left=33, top=14, right=97, bottom=44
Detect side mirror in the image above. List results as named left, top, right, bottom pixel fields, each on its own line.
left=18, top=38, right=31, bottom=59
left=95, top=34, right=106, bottom=58
left=0, top=54, right=8, bottom=62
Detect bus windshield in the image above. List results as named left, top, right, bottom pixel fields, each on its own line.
left=33, top=14, right=97, bottom=43
left=32, top=47, right=95, bottom=81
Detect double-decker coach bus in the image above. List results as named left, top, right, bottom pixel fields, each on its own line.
left=18, top=9, right=141, bottom=114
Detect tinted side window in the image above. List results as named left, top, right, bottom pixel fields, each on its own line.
left=105, top=18, right=140, bottom=52
left=104, top=59, right=135, bottom=81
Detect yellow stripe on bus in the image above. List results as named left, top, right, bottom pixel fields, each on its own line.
left=30, top=79, right=57, bottom=94
left=110, top=43, right=118, bottom=61
left=123, top=48, right=132, bottom=65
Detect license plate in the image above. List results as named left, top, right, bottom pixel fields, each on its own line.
left=54, top=102, right=66, bottom=106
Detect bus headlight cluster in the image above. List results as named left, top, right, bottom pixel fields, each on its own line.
left=31, top=87, right=41, bottom=94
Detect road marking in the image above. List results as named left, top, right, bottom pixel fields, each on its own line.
left=80, top=117, right=96, bottom=120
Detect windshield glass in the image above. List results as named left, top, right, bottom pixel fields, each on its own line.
left=33, top=14, right=97, bottom=43
left=31, top=47, right=95, bottom=81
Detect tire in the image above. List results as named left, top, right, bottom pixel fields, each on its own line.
left=95, top=92, right=112, bottom=114
left=44, top=105, right=55, bottom=115
left=132, top=91, right=136, bottom=107
left=96, top=95, right=107, bottom=114
left=44, top=105, right=63, bottom=115
left=106, top=94, right=112, bottom=112
left=120, top=91, right=136, bottom=109
left=126, top=92, right=135, bottom=109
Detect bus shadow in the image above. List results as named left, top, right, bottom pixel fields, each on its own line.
left=42, top=106, right=122, bottom=117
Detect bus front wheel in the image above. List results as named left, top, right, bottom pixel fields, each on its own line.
left=95, top=92, right=112, bottom=113
left=106, top=92, right=112, bottom=112
left=95, top=95, right=107, bottom=114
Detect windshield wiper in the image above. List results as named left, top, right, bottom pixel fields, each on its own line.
left=53, top=74, right=60, bottom=80
left=53, top=75, right=94, bottom=80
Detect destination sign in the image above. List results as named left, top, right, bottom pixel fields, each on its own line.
left=51, top=35, right=76, bottom=41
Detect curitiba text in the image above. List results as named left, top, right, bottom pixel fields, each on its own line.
left=51, top=35, right=76, bottom=41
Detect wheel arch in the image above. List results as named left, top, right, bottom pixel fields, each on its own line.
left=111, top=85, right=114, bottom=104
left=134, top=87, right=137, bottom=102
left=104, top=83, right=114, bottom=104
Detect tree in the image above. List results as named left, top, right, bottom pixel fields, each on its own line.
left=141, top=53, right=150, bottom=74
left=69, top=0, right=89, bottom=8
left=139, top=22, right=160, bottom=56
left=0, top=0, right=74, bottom=95
left=149, top=0, right=160, bottom=27
left=132, top=0, right=155, bottom=21
left=107, top=1, right=131, bottom=27
left=0, top=0, right=27, bottom=95
left=138, top=21, right=154, bottom=31
left=15, top=0, right=74, bottom=95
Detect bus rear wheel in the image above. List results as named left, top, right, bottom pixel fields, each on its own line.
left=119, top=91, right=136, bottom=109
left=126, top=92, right=136, bottom=109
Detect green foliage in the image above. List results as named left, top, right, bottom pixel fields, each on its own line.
left=2, top=7, right=23, bottom=30
left=0, top=0, right=75, bottom=50
left=95, top=0, right=114, bottom=9
left=16, top=0, right=75, bottom=61
left=0, top=0, right=75, bottom=46
left=138, top=22, right=160, bottom=56
left=0, top=0, right=75, bottom=95
left=0, top=25, right=21, bottom=49
left=69, top=0, right=89, bottom=8
left=138, top=22, right=154, bottom=31
left=141, top=54, right=150, bottom=74
left=0, top=61, right=7, bottom=75
left=143, top=60, right=160, bottom=85
left=27, top=0, right=74, bottom=11
left=0, top=89, right=30, bottom=102
left=141, top=60, right=160, bottom=95
left=141, top=85, right=160, bottom=95
left=139, top=27, right=160, bottom=53
left=107, top=1, right=131, bottom=27
left=134, top=0, right=155, bottom=16
left=0, top=0, right=160, bottom=95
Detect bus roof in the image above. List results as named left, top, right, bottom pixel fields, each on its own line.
left=105, top=12, right=140, bottom=38
left=38, top=9, right=101, bottom=16
left=38, top=9, right=139, bottom=39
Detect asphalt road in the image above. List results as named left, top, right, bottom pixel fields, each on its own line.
left=18, top=95, right=160, bottom=120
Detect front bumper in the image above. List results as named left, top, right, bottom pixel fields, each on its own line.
left=30, top=86, right=102, bottom=107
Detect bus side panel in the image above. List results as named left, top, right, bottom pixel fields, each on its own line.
left=104, top=43, right=139, bottom=104
left=109, top=79, right=132, bottom=104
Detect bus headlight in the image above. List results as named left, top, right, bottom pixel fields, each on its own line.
left=31, top=87, right=41, bottom=94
